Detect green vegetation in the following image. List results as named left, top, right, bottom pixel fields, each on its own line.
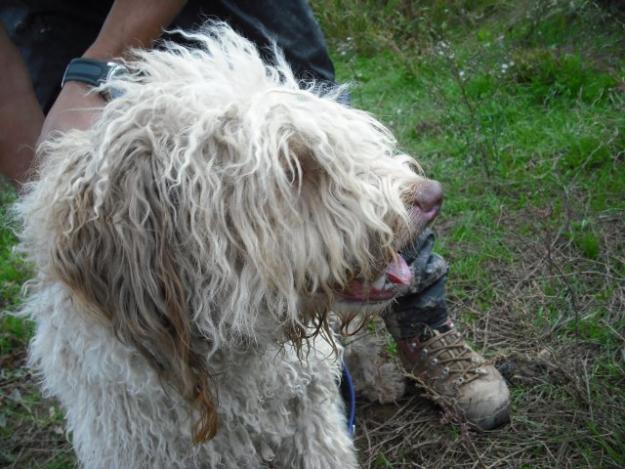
left=0, top=186, right=32, bottom=355
left=2, top=1, right=625, bottom=466
left=313, top=0, right=625, bottom=466
left=0, top=184, right=63, bottom=468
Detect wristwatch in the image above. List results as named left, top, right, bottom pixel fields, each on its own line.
left=61, top=58, right=127, bottom=100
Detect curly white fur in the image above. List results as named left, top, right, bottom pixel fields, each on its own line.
left=15, top=23, right=429, bottom=468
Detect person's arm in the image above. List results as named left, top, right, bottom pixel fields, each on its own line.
left=84, top=0, right=188, bottom=60
left=0, top=24, right=44, bottom=185
left=38, top=0, right=187, bottom=143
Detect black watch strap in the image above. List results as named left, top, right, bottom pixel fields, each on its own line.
left=61, top=58, right=113, bottom=88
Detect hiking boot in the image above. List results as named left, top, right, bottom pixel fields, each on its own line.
left=396, top=326, right=511, bottom=430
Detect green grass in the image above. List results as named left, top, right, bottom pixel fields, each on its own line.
left=319, top=0, right=625, bottom=329
left=314, top=0, right=625, bottom=466
left=0, top=186, right=32, bottom=353
left=2, top=0, right=625, bottom=466
left=0, top=183, right=56, bottom=468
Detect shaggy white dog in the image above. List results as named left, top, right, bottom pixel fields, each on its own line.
left=16, top=24, right=439, bottom=468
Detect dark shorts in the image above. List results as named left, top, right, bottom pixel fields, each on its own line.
left=1, top=0, right=335, bottom=113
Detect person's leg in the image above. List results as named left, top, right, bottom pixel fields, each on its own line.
left=0, top=23, right=43, bottom=185
left=384, top=229, right=452, bottom=338
left=383, top=229, right=511, bottom=430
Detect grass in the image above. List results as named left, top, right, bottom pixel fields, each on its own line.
left=0, top=183, right=71, bottom=467
left=313, top=0, right=625, bottom=467
left=0, top=186, right=32, bottom=357
left=2, top=0, right=625, bottom=467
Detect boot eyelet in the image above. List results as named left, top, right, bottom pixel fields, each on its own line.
left=430, top=358, right=438, bottom=366
left=455, top=377, right=464, bottom=385
left=422, top=348, right=429, bottom=354
left=443, top=367, right=449, bottom=375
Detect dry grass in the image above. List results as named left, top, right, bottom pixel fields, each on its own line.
left=2, top=1, right=625, bottom=467
left=351, top=198, right=625, bottom=468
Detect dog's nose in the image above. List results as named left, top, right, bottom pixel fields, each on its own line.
left=413, top=179, right=443, bottom=221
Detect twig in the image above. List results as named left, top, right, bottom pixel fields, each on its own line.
left=581, top=356, right=594, bottom=423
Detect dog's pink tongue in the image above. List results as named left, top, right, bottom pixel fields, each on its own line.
left=385, top=255, right=412, bottom=286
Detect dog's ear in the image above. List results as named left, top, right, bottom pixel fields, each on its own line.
left=44, top=146, right=218, bottom=443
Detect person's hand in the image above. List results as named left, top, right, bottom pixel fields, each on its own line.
left=37, top=82, right=105, bottom=145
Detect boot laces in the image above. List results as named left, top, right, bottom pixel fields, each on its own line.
left=422, top=328, right=482, bottom=386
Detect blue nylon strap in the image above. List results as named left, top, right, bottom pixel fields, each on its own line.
left=341, top=362, right=356, bottom=436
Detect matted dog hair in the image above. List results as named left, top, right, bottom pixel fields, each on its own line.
left=17, top=23, right=419, bottom=442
